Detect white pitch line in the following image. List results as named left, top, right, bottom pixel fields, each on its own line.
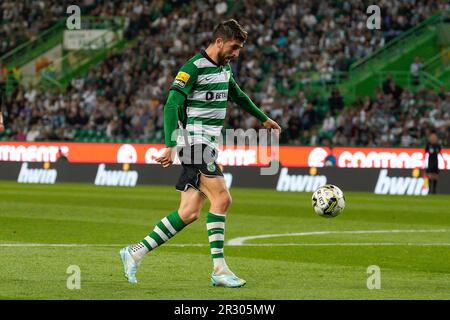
left=227, top=242, right=450, bottom=247
left=0, top=243, right=208, bottom=247
left=227, top=229, right=449, bottom=245
left=1, top=242, right=450, bottom=248
left=0, top=229, right=448, bottom=248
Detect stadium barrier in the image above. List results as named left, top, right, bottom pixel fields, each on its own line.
left=0, top=142, right=449, bottom=170
left=1, top=161, right=450, bottom=195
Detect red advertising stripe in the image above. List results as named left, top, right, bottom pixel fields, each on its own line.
left=0, top=142, right=449, bottom=169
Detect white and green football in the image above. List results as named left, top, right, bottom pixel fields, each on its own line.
left=311, top=184, right=345, bottom=218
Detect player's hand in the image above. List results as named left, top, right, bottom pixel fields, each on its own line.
left=155, top=147, right=176, bottom=168
left=0, top=123, right=4, bottom=133
left=263, top=118, right=281, bottom=135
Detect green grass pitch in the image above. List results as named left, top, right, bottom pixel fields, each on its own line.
left=0, top=180, right=449, bottom=300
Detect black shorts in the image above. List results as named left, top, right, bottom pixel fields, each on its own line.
left=426, top=162, right=439, bottom=174
left=175, top=144, right=223, bottom=192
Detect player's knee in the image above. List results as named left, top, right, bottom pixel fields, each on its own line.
left=214, top=190, right=232, bottom=212
left=224, top=193, right=232, bottom=209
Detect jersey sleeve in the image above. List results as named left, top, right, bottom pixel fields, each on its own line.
left=228, top=69, right=268, bottom=123
left=163, top=89, right=186, bottom=147
left=169, top=62, right=198, bottom=97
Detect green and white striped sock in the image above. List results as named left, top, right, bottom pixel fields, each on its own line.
left=207, top=212, right=230, bottom=274
left=129, top=211, right=187, bottom=262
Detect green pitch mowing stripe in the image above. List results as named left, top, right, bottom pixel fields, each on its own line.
left=0, top=181, right=449, bottom=299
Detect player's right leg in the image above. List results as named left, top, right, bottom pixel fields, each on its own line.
left=199, top=174, right=246, bottom=288
left=426, top=172, right=438, bottom=194
left=120, top=188, right=205, bottom=283
left=430, top=173, right=438, bottom=194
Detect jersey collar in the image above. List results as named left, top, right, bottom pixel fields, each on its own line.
left=200, top=49, right=220, bottom=67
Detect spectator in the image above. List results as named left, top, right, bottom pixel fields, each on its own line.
left=410, top=56, right=422, bottom=86
left=321, top=112, right=336, bottom=136
left=1, top=0, right=449, bottom=147
left=328, top=88, right=344, bottom=116
left=324, top=147, right=337, bottom=167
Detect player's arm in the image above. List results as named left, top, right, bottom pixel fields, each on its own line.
left=423, top=143, right=430, bottom=169
left=228, top=73, right=281, bottom=132
left=156, top=64, right=198, bottom=167
left=155, top=90, right=186, bottom=167
left=437, top=144, right=443, bottom=165
left=0, top=111, right=4, bottom=132
left=163, top=90, right=185, bottom=148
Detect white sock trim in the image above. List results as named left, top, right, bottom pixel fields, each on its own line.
left=211, top=248, right=224, bottom=254
left=154, top=226, right=169, bottom=242
left=209, top=212, right=226, bottom=217
left=129, top=243, right=149, bottom=262
left=161, top=217, right=177, bottom=236
left=144, top=236, right=158, bottom=249
left=209, top=233, right=224, bottom=242
left=207, top=222, right=225, bottom=230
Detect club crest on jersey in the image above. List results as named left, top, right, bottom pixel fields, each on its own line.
left=174, top=71, right=190, bottom=88
left=207, top=162, right=216, bottom=173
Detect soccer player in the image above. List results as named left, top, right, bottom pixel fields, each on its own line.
left=424, top=132, right=442, bottom=194
left=120, top=19, right=281, bottom=287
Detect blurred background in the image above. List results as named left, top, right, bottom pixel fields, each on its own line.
left=0, top=0, right=449, bottom=147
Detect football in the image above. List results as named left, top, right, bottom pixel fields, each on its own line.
left=311, top=184, right=346, bottom=218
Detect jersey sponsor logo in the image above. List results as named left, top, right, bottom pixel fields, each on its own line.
left=374, top=169, right=428, bottom=195
left=17, top=162, right=57, bottom=184
left=174, top=71, right=190, bottom=87
left=276, top=168, right=327, bottom=192
left=205, top=91, right=228, bottom=101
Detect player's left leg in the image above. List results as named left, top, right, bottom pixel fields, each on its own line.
left=427, top=172, right=438, bottom=194
left=199, top=174, right=246, bottom=288
left=120, top=188, right=205, bottom=283
left=430, top=173, right=439, bottom=194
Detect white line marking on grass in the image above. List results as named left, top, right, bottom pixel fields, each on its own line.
left=0, top=243, right=208, bottom=247
left=227, top=229, right=449, bottom=245
left=1, top=242, right=450, bottom=248
left=227, top=242, right=450, bottom=247
left=1, top=230, right=448, bottom=248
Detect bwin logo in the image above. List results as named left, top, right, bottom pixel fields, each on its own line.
left=18, top=163, right=57, bottom=184
left=374, top=169, right=428, bottom=196
left=276, top=168, right=327, bottom=192
left=95, top=164, right=138, bottom=187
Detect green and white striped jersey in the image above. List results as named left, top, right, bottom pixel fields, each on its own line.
left=169, top=50, right=237, bottom=149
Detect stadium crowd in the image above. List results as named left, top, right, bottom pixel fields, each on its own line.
left=0, top=0, right=449, bottom=147
left=0, top=0, right=163, bottom=55
left=1, top=0, right=69, bottom=56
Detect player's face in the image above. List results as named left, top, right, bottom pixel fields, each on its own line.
left=218, top=39, right=244, bottom=65
left=429, top=134, right=438, bottom=144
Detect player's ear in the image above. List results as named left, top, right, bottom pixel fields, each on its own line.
left=215, top=37, right=224, bottom=49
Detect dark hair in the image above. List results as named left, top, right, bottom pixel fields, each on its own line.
left=212, top=19, right=247, bottom=43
